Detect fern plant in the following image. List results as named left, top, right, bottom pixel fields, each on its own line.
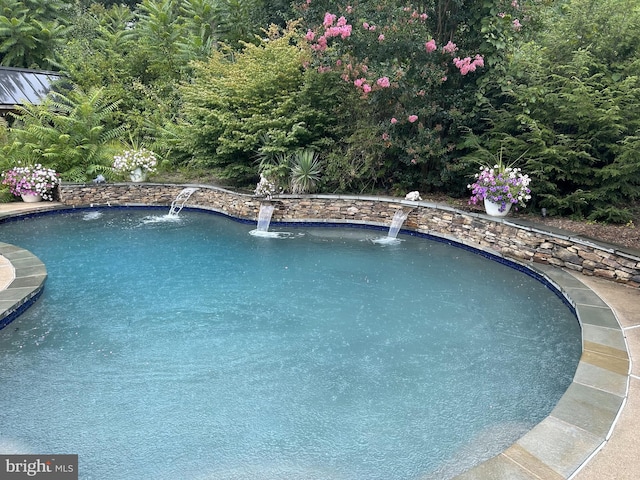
left=5, top=86, right=126, bottom=182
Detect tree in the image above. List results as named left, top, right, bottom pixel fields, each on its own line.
left=299, top=1, right=490, bottom=193
left=470, top=0, right=640, bottom=221
left=0, top=0, right=70, bottom=68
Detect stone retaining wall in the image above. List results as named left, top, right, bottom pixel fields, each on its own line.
left=59, top=183, right=640, bottom=288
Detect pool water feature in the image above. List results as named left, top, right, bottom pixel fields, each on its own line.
left=250, top=203, right=293, bottom=238
left=0, top=209, right=581, bottom=479
left=372, top=209, right=409, bottom=245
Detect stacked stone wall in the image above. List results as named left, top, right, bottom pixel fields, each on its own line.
left=59, top=183, right=640, bottom=288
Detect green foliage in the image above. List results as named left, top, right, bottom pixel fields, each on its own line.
left=470, top=0, right=640, bottom=220
left=0, top=0, right=636, bottom=225
left=180, top=25, right=338, bottom=184
left=0, top=0, right=70, bottom=68
left=290, top=149, right=322, bottom=193
left=4, top=86, right=126, bottom=181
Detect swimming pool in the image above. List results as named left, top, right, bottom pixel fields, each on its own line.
left=0, top=208, right=581, bottom=479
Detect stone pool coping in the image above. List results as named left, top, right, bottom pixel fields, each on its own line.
left=0, top=200, right=634, bottom=479
left=0, top=241, right=47, bottom=330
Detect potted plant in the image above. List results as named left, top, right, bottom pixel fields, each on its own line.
left=2, top=164, right=59, bottom=202
left=254, top=173, right=279, bottom=199
left=468, top=153, right=531, bottom=217
left=112, top=148, right=158, bottom=182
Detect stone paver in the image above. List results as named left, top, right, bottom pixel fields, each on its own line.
left=571, top=274, right=640, bottom=480
left=0, top=255, right=14, bottom=290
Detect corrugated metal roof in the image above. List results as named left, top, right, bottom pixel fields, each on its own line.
left=0, top=66, right=61, bottom=110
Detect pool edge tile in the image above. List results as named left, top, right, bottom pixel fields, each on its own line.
left=550, top=383, right=625, bottom=439
left=0, top=242, right=47, bottom=330
left=452, top=452, right=542, bottom=479
left=582, top=324, right=627, bottom=351
left=573, top=362, right=628, bottom=397
left=515, top=416, right=604, bottom=478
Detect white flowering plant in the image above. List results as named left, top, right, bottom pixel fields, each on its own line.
left=2, top=164, right=59, bottom=201
left=112, top=148, right=158, bottom=176
left=254, top=174, right=279, bottom=199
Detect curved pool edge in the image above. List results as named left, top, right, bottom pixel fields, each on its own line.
left=0, top=203, right=631, bottom=480
left=0, top=242, right=47, bottom=330
left=453, top=263, right=629, bottom=480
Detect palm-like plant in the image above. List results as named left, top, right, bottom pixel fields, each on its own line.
left=5, top=86, right=126, bottom=181
left=290, top=149, right=322, bottom=194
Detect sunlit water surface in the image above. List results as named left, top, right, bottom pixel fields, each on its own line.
left=0, top=209, right=581, bottom=479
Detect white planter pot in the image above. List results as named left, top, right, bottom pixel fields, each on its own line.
left=129, top=167, right=147, bottom=182
left=484, top=198, right=512, bottom=217
left=21, top=194, right=42, bottom=203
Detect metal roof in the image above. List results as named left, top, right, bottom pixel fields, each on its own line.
left=0, top=66, right=61, bottom=110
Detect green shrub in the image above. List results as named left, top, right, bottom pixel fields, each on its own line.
left=180, top=24, right=339, bottom=184
left=4, top=86, right=126, bottom=181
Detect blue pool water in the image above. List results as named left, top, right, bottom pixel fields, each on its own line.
left=0, top=209, right=581, bottom=479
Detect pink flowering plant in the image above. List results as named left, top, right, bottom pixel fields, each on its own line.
left=299, top=1, right=487, bottom=176
left=468, top=153, right=532, bottom=212
left=2, top=164, right=59, bottom=201
left=112, top=148, right=158, bottom=177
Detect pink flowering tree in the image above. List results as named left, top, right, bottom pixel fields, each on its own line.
left=298, top=0, right=492, bottom=192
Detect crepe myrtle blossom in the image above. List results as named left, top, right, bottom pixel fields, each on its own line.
left=376, top=76, right=390, bottom=88
left=324, top=15, right=351, bottom=39
left=453, top=55, right=484, bottom=75
left=308, top=12, right=351, bottom=51
left=425, top=39, right=437, bottom=53
left=512, top=18, right=522, bottom=31
left=408, top=115, right=418, bottom=123
left=323, top=12, right=336, bottom=28
left=353, top=78, right=372, bottom=93
left=442, top=41, right=458, bottom=54
left=325, top=23, right=352, bottom=39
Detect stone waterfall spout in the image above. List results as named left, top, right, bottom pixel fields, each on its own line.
left=249, top=202, right=294, bottom=238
